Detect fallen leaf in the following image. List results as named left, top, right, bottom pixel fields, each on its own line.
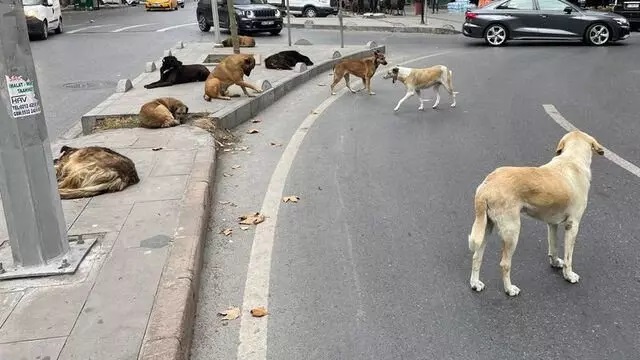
left=151, top=147, right=163, bottom=151
left=239, top=212, right=265, bottom=225
left=218, top=306, right=241, bottom=321
left=219, top=200, right=231, bottom=205
left=221, top=228, right=233, bottom=236
left=231, top=165, right=241, bottom=170
left=250, top=307, right=269, bottom=317
left=240, top=226, right=250, bottom=231
left=282, top=196, right=300, bottom=203
left=247, top=129, right=260, bottom=134
left=223, top=173, right=233, bottom=177
left=252, top=119, right=262, bottom=123
left=270, top=142, right=283, bottom=147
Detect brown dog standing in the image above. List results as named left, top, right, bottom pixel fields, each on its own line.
left=204, top=53, right=262, bottom=101
left=138, top=97, right=189, bottom=128
left=330, top=50, right=388, bottom=96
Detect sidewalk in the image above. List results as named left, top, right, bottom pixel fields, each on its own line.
left=284, top=9, right=465, bottom=34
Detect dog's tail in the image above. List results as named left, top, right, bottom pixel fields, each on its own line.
left=58, top=174, right=137, bottom=200
left=468, top=194, right=492, bottom=252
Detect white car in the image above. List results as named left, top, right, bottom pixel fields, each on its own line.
left=24, top=0, right=63, bottom=40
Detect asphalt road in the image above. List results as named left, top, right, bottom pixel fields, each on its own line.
left=191, top=33, right=640, bottom=360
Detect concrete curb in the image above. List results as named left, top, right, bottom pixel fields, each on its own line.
left=138, top=138, right=215, bottom=360
left=284, top=23, right=461, bottom=34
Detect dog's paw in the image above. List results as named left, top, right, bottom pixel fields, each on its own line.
left=331, top=92, right=337, bottom=96
left=470, top=280, right=485, bottom=292
left=350, top=89, right=357, bottom=94
left=432, top=105, right=439, bottom=109
left=254, top=89, right=263, bottom=93
left=450, top=103, right=456, bottom=108
left=563, top=271, right=580, bottom=284
left=394, top=107, right=400, bottom=112
left=369, top=92, right=376, bottom=95
left=505, top=285, right=521, bottom=297
left=549, top=257, right=564, bottom=269
left=418, top=106, right=424, bottom=111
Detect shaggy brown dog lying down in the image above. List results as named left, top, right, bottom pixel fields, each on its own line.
left=139, top=97, right=189, bottom=128
left=468, top=130, right=605, bottom=297
left=54, top=146, right=140, bottom=200
left=221, top=35, right=256, bottom=47
left=204, top=53, right=262, bottom=101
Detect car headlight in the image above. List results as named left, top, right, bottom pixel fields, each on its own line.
left=246, top=10, right=255, bottom=18
left=275, top=9, right=281, bottom=17
left=24, top=9, right=37, bottom=17
left=615, top=17, right=629, bottom=25
left=235, top=9, right=246, bottom=17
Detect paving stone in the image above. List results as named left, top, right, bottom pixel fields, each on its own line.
left=0, top=337, right=66, bottom=360
left=86, top=175, right=188, bottom=207
left=116, top=200, right=180, bottom=249
left=0, top=291, right=24, bottom=326
left=69, top=202, right=133, bottom=235
left=150, top=150, right=197, bottom=177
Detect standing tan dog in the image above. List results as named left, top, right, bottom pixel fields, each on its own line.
left=204, top=53, right=262, bottom=101
left=382, top=65, right=457, bottom=112
left=468, top=130, right=605, bottom=296
left=330, top=50, right=387, bottom=96
left=54, top=146, right=140, bottom=200
left=138, top=97, right=189, bottom=128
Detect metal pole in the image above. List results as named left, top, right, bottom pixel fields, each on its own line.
left=211, top=0, right=222, bottom=45
left=422, top=0, right=427, bottom=25
left=420, top=0, right=425, bottom=24
left=226, top=0, right=240, bottom=54
left=338, top=0, right=344, bottom=48
left=0, top=0, right=69, bottom=267
left=286, top=0, right=291, bottom=46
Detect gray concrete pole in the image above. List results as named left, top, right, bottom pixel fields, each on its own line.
left=338, top=0, right=344, bottom=48
left=0, top=0, right=69, bottom=267
left=226, top=0, right=240, bottom=54
left=211, top=0, right=221, bottom=45
left=286, top=0, right=291, bottom=47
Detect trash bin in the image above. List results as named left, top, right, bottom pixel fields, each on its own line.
left=414, top=0, right=423, bottom=14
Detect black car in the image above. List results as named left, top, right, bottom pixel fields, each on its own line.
left=197, top=0, right=283, bottom=35
left=462, top=0, right=631, bottom=46
left=612, top=0, right=640, bottom=30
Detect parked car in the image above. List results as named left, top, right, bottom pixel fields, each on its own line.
left=266, top=0, right=338, bottom=17
left=197, top=0, right=283, bottom=35
left=612, top=0, right=640, bottom=30
left=462, top=0, right=631, bottom=46
left=145, top=0, right=179, bottom=10
left=24, top=0, right=63, bottom=40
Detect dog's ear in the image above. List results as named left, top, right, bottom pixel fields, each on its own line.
left=60, top=145, right=75, bottom=154
left=555, top=138, right=565, bottom=155
left=391, top=67, right=399, bottom=83
left=591, top=137, right=605, bottom=155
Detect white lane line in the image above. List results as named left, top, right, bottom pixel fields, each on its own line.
left=111, top=23, right=154, bottom=33
left=236, top=50, right=456, bottom=360
left=66, top=24, right=112, bottom=34
left=155, top=22, right=196, bottom=32
left=543, top=104, right=640, bottom=178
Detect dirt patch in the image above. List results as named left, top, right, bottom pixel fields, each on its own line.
left=93, top=114, right=238, bottom=150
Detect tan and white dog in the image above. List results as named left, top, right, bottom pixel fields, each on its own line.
left=468, top=130, right=605, bottom=296
left=382, top=65, right=457, bottom=112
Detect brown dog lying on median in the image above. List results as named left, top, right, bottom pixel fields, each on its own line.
left=204, top=53, right=262, bottom=101
left=330, top=49, right=388, bottom=96
left=54, top=145, right=140, bottom=200
left=139, top=97, right=189, bottom=128
left=221, top=35, right=256, bottom=48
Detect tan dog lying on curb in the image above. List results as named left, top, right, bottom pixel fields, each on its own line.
left=138, top=97, right=188, bottom=128
left=221, top=35, right=256, bottom=47
left=204, top=53, right=262, bottom=101
left=330, top=49, right=387, bottom=96
left=382, top=65, right=457, bottom=112
left=468, top=130, right=605, bottom=296
left=54, top=145, right=140, bottom=200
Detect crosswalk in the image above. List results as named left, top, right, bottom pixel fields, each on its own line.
left=64, top=22, right=199, bottom=34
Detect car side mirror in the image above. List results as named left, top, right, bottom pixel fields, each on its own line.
left=563, top=6, right=572, bottom=13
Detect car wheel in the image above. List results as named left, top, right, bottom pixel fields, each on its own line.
left=303, top=6, right=317, bottom=17
left=585, top=23, right=610, bottom=46
left=484, top=24, right=507, bottom=46
left=40, top=20, right=48, bottom=40
left=55, top=17, right=63, bottom=34
left=181, top=3, right=184, bottom=7
left=198, top=14, right=211, bottom=32
left=270, top=29, right=281, bottom=35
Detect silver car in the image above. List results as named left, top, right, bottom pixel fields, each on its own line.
left=462, top=0, right=631, bottom=46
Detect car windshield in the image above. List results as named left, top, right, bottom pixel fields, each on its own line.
left=23, top=0, right=44, bottom=5
left=234, top=0, right=266, bottom=4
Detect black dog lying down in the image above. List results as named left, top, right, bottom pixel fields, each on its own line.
left=144, top=55, right=210, bottom=89
left=264, top=50, right=314, bottom=70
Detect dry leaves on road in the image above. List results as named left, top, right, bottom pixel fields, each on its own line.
left=151, top=147, right=163, bottom=151
left=221, top=228, right=233, bottom=236
left=247, top=129, right=260, bottom=134
left=282, top=196, right=300, bottom=203
left=239, top=212, right=265, bottom=225
left=270, top=142, right=283, bottom=147
left=250, top=307, right=268, bottom=317
left=218, top=306, right=241, bottom=321
left=223, top=173, right=233, bottom=177
left=252, top=119, right=262, bottom=123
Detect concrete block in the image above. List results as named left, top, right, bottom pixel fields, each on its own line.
left=366, top=40, right=377, bottom=49
left=116, top=200, right=181, bottom=249
left=150, top=150, right=197, bottom=177
left=294, top=62, right=308, bottom=73
left=332, top=51, right=342, bottom=59
left=294, top=38, right=313, bottom=45
left=0, top=337, right=65, bottom=360
left=164, top=49, right=173, bottom=57
left=145, top=61, right=157, bottom=73
left=116, top=79, right=133, bottom=93
left=88, top=175, right=188, bottom=207
left=175, top=41, right=184, bottom=49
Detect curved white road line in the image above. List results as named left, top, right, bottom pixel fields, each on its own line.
left=543, top=104, right=640, bottom=178
left=155, top=22, right=196, bottom=32
left=111, top=23, right=154, bottom=33
left=66, top=24, right=113, bottom=34
left=236, top=50, right=454, bottom=360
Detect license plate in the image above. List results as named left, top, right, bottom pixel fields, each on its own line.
left=261, top=21, right=275, bottom=25
left=627, top=3, right=639, bottom=8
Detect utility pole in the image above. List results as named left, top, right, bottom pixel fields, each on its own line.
left=226, top=0, right=240, bottom=54
left=286, top=0, right=291, bottom=46
left=421, top=0, right=428, bottom=25
left=211, top=0, right=222, bottom=46
left=0, top=0, right=94, bottom=280
left=338, top=0, right=344, bottom=48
